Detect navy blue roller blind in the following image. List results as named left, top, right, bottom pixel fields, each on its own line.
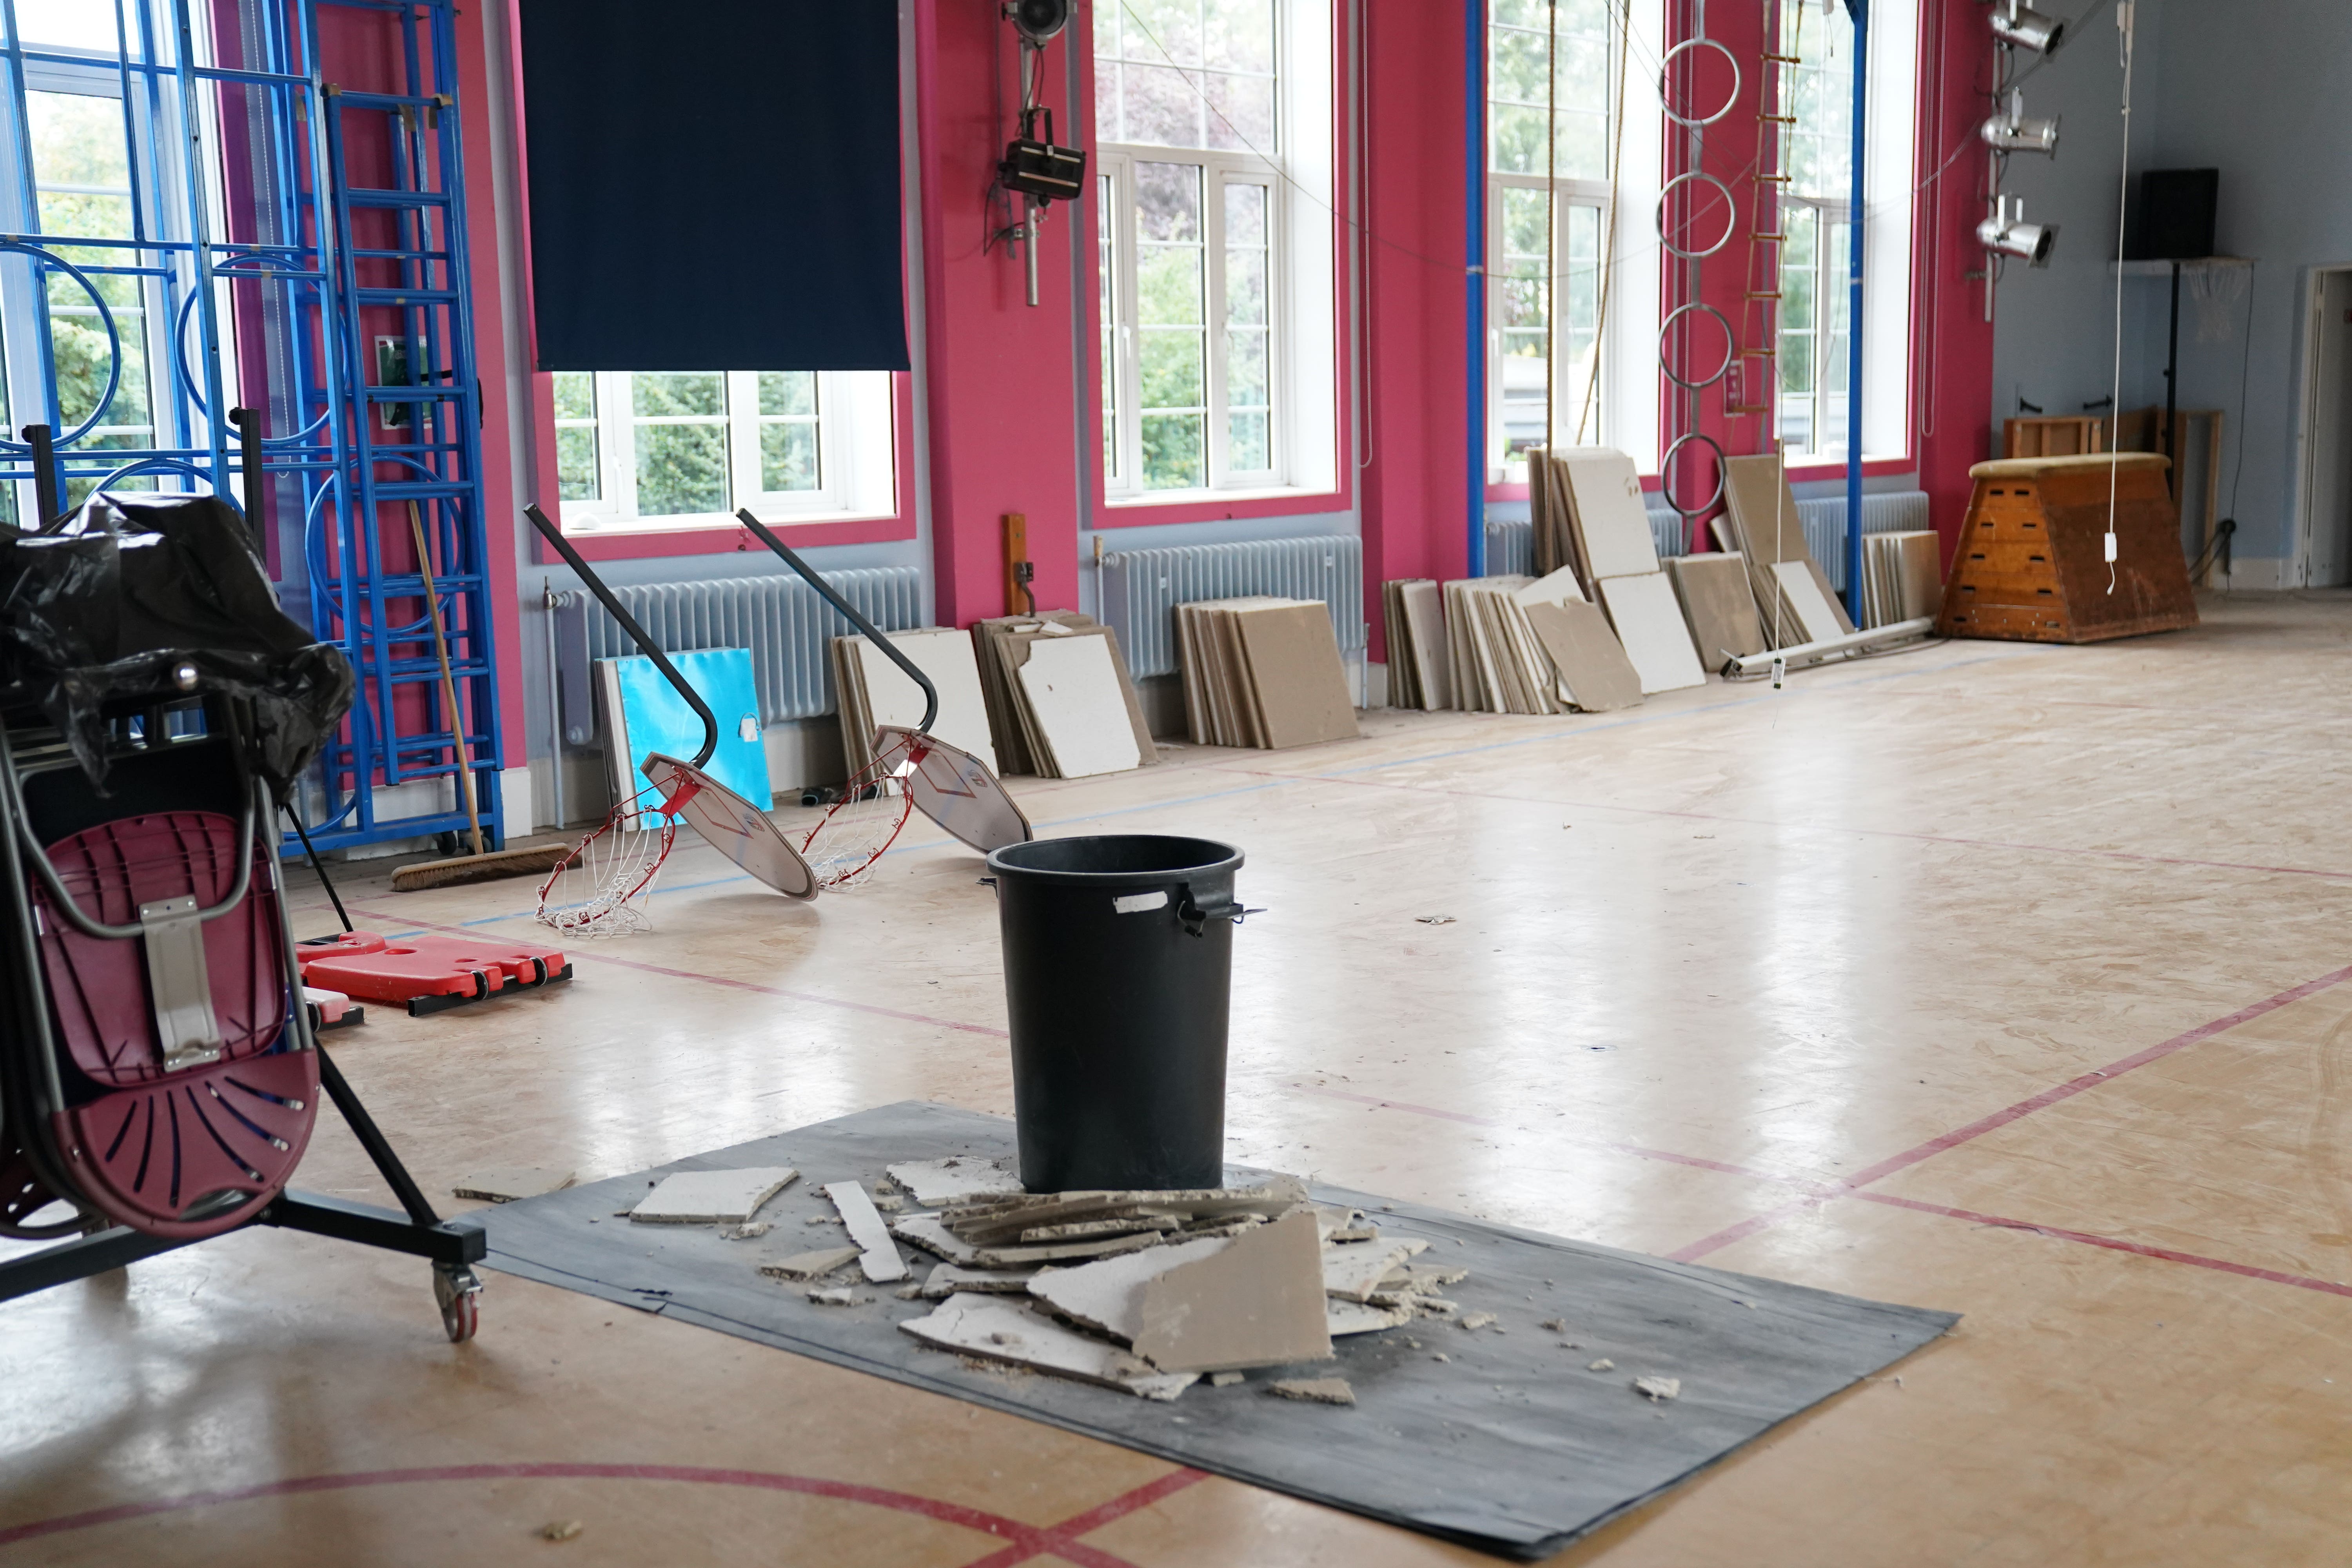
left=517, top=0, right=909, bottom=373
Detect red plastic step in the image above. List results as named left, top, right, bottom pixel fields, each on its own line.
left=295, top=931, right=571, bottom=1016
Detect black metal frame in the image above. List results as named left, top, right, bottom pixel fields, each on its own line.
left=0, top=675, right=486, bottom=1330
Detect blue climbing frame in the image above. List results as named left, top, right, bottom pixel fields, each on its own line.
left=0, top=0, right=503, bottom=856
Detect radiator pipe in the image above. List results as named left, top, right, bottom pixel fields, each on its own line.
left=525, top=503, right=718, bottom=769
left=735, top=508, right=938, bottom=737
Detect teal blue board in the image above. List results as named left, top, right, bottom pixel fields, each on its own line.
left=613, top=650, right=771, bottom=810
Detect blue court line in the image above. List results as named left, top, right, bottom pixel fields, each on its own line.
left=378, top=643, right=2015, bottom=934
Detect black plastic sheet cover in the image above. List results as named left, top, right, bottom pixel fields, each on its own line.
left=480, top=1102, right=1960, bottom=1558
left=0, top=493, right=354, bottom=795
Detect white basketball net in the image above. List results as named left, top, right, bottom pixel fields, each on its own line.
left=799, top=736, right=918, bottom=891
left=537, top=785, right=678, bottom=936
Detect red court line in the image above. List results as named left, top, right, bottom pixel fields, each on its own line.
left=0, top=1461, right=1200, bottom=1565
left=1294, top=969, right=2352, bottom=1294
left=1848, top=1191, right=2352, bottom=1299
left=342, top=906, right=1010, bottom=1039
left=1831, top=962, right=2352, bottom=1193
left=1665, top=1196, right=1829, bottom=1265
left=961, top=1468, right=1211, bottom=1568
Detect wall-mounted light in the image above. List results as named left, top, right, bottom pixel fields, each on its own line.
left=1979, top=194, right=2057, bottom=265
left=1980, top=91, right=2060, bottom=155
left=992, top=0, right=1086, bottom=307
left=1007, top=0, right=1070, bottom=45
left=1990, top=0, right=2065, bottom=55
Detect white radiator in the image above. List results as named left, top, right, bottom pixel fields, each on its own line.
left=1797, top=491, right=1933, bottom=592
left=551, top=567, right=922, bottom=745
left=1098, top=535, right=1366, bottom=680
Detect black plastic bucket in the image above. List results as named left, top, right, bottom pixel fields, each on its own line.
left=985, top=834, right=1247, bottom=1192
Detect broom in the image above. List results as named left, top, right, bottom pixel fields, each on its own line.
left=390, top=503, right=573, bottom=892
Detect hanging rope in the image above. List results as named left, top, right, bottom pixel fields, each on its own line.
left=2104, top=1, right=2137, bottom=595
left=1577, top=0, right=1635, bottom=446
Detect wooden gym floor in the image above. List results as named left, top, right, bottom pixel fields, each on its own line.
left=4, top=590, right=2351, bottom=1565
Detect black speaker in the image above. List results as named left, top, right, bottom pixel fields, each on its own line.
left=2129, top=169, right=2219, bottom=261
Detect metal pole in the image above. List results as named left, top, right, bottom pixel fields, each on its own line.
left=1843, top=0, right=1868, bottom=626
left=543, top=579, right=566, bottom=833
left=525, top=504, right=719, bottom=769
left=2163, top=259, right=2181, bottom=498
left=230, top=406, right=265, bottom=552
left=735, top=508, right=939, bottom=736
left=1465, top=0, right=1486, bottom=577
left=21, top=424, right=58, bottom=526
left=1025, top=198, right=1040, bottom=307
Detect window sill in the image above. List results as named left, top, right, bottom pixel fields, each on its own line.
left=1095, top=482, right=1350, bottom=528
left=535, top=505, right=916, bottom=564
left=563, top=505, right=893, bottom=538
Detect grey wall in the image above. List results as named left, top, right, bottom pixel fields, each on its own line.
left=1994, top=0, right=2352, bottom=582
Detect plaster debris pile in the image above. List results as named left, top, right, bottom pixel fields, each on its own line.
left=756, top=1159, right=1492, bottom=1404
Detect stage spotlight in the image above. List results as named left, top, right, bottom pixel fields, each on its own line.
left=1991, top=0, right=2066, bottom=54
left=1980, top=91, right=2060, bottom=155
left=1978, top=195, right=2057, bottom=266
left=1006, top=0, right=1070, bottom=46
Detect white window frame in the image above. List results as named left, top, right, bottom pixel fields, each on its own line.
left=1098, top=148, right=1285, bottom=495
left=1771, top=0, right=1915, bottom=466
left=1776, top=196, right=1850, bottom=463
left=0, top=36, right=228, bottom=511
left=554, top=369, right=896, bottom=533
left=1094, top=0, right=1336, bottom=507
left=1481, top=0, right=1662, bottom=481
left=1486, top=171, right=1611, bottom=480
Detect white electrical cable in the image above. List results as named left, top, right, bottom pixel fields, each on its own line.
left=2103, top=0, right=2136, bottom=595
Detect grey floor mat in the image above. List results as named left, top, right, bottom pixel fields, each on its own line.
left=478, top=1101, right=1955, bottom=1558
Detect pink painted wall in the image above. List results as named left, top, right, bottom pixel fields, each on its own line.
left=914, top=0, right=1082, bottom=627
left=1911, top=0, right=1998, bottom=568
left=333, top=0, right=1994, bottom=731
left=1359, top=0, right=1472, bottom=661
left=450, top=2, right=530, bottom=764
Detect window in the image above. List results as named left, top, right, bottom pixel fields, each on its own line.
left=3, top=17, right=174, bottom=516
left=1775, top=0, right=1852, bottom=461
left=1485, top=0, right=1642, bottom=481
left=1771, top=0, right=1915, bottom=464
left=1094, top=0, right=1335, bottom=501
left=551, top=369, right=894, bottom=529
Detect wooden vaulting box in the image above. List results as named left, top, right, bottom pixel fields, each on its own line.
left=1939, top=453, right=2199, bottom=643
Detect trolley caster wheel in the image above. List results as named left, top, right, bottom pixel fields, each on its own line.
left=434, top=1263, right=483, bottom=1343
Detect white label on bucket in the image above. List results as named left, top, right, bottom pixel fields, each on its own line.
left=1112, top=891, right=1169, bottom=915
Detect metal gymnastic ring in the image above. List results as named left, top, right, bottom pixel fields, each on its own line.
left=1659, top=37, right=1742, bottom=128
left=1653, top=172, right=1736, bottom=259
left=1660, top=431, right=1728, bottom=520
left=1658, top=302, right=1736, bottom=390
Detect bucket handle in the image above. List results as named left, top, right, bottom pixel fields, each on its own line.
left=1177, top=886, right=1263, bottom=938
